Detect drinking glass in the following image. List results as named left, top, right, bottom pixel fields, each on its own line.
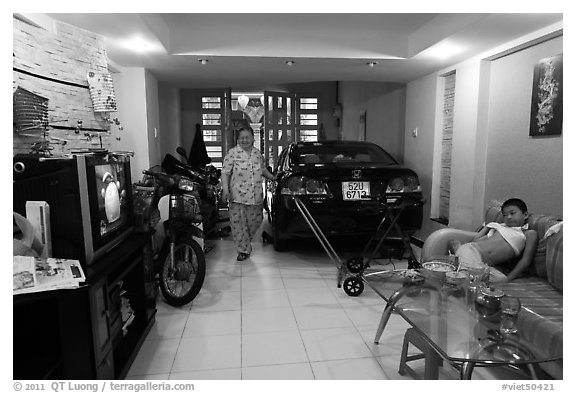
left=500, top=295, right=521, bottom=335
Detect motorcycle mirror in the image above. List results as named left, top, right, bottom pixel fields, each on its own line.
left=176, top=146, right=188, bottom=160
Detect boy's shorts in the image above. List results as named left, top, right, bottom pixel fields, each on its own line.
left=455, top=242, right=507, bottom=283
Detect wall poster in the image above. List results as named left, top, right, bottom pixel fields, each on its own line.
left=529, top=54, right=562, bottom=136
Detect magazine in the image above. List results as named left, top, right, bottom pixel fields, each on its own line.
left=13, top=256, right=86, bottom=295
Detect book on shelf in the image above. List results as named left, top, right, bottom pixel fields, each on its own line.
left=13, top=256, right=86, bottom=295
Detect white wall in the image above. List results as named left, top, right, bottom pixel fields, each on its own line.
left=112, top=68, right=150, bottom=182
left=449, top=61, right=488, bottom=229
left=403, top=74, right=445, bottom=238
left=145, top=71, right=161, bottom=169
left=340, top=82, right=406, bottom=162
left=158, top=83, right=182, bottom=159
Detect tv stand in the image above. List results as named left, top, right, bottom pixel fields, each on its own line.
left=13, top=233, right=156, bottom=380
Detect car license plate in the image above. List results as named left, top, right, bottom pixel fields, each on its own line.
left=342, top=181, right=370, bottom=200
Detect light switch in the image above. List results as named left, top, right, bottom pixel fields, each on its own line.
left=412, top=127, right=418, bottom=138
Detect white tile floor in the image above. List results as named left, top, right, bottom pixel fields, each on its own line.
left=126, top=236, right=527, bottom=381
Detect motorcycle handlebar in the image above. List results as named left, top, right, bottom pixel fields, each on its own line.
left=142, top=170, right=176, bottom=186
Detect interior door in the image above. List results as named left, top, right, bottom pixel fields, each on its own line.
left=198, top=89, right=231, bottom=169
left=263, top=91, right=297, bottom=169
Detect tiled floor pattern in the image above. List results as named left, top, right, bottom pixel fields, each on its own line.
left=127, top=237, right=527, bottom=380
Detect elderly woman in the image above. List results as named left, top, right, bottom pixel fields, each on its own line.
left=221, top=127, right=275, bottom=261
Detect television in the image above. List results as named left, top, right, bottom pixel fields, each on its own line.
left=13, top=152, right=134, bottom=267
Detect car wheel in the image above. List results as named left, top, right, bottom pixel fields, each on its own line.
left=272, top=220, right=292, bottom=252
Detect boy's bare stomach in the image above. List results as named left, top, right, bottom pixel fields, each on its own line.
left=475, top=232, right=517, bottom=265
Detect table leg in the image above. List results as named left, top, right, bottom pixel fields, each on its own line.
left=373, top=285, right=414, bottom=344
left=461, top=362, right=475, bottom=379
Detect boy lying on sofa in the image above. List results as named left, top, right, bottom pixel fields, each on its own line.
left=453, top=198, right=538, bottom=283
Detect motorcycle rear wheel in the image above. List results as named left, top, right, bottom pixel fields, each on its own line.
left=158, top=237, right=206, bottom=307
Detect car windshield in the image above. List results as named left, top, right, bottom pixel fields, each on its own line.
left=292, top=144, right=397, bottom=165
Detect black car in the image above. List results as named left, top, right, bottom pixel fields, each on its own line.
left=268, top=140, right=423, bottom=251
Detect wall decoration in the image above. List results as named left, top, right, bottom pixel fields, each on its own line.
left=242, top=99, right=265, bottom=123
left=87, top=71, right=117, bottom=112
left=529, top=54, right=562, bottom=136
left=13, top=87, right=49, bottom=133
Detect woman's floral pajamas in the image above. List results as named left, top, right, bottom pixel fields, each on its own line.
left=222, top=145, right=266, bottom=254
left=228, top=202, right=263, bottom=254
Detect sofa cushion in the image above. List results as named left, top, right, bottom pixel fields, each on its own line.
left=546, top=228, right=563, bottom=291
left=498, top=278, right=563, bottom=364
left=526, top=215, right=562, bottom=279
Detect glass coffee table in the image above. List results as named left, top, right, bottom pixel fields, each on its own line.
left=362, top=269, right=563, bottom=380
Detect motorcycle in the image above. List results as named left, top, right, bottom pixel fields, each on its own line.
left=139, top=167, right=206, bottom=307
left=162, top=147, right=222, bottom=236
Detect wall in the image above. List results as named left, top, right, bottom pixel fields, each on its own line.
left=449, top=61, right=491, bottom=229
left=145, top=70, right=161, bottom=169
left=404, top=32, right=563, bottom=235
left=112, top=68, right=150, bottom=181
left=339, top=82, right=406, bottom=162
left=403, top=75, right=445, bottom=238
left=484, top=37, right=563, bottom=218
left=158, top=83, right=182, bottom=161
left=13, top=16, right=113, bottom=154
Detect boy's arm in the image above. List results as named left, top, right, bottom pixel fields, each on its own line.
left=472, top=226, right=490, bottom=241
left=506, top=230, right=538, bottom=282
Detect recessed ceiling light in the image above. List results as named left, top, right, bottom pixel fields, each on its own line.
left=121, top=35, right=155, bottom=54
left=199, top=59, right=208, bottom=65
left=285, top=60, right=295, bottom=66
left=424, top=42, right=462, bottom=59
left=367, top=62, right=378, bottom=67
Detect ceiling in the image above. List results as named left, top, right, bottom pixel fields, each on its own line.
left=44, top=13, right=563, bottom=89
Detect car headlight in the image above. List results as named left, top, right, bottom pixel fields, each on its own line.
left=281, top=176, right=329, bottom=196
left=386, top=176, right=421, bottom=193
left=178, top=178, right=196, bottom=191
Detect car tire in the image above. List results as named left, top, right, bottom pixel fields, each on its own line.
left=272, top=221, right=292, bottom=252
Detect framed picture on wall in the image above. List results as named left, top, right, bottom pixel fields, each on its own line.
left=529, top=54, right=562, bottom=136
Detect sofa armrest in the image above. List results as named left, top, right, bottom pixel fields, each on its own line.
left=421, top=228, right=477, bottom=261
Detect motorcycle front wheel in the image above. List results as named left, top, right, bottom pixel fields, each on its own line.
left=158, top=237, right=206, bottom=307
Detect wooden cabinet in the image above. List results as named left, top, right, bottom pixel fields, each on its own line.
left=13, top=234, right=156, bottom=380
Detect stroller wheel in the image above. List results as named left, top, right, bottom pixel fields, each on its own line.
left=346, top=257, right=364, bottom=274
left=343, top=276, right=364, bottom=297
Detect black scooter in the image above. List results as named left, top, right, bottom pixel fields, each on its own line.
left=140, top=167, right=207, bottom=306
left=161, top=147, right=221, bottom=235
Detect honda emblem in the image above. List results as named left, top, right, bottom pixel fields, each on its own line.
left=352, top=170, right=362, bottom=179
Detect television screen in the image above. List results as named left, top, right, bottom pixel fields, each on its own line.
left=92, top=162, right=130, bottom=237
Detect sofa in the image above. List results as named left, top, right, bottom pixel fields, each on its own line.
left=421, top=202, right=563, bottom=379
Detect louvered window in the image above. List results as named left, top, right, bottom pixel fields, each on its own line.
left=298, top=97, right=318, bottom=142
left=200, top=95, right=225, bottom=168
